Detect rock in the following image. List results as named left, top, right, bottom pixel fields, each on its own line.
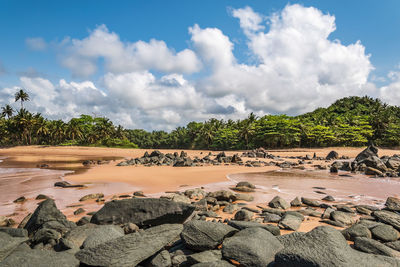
left=76, top=216, right=90, bottom=226
left=122, top=222, right=139, bottom=234
left=234, top=209, right=254, bottom=221
left=223, top=204, right=239, bottom=214
left=0, top=227, right=28, bottom=238
left=330, top=165, right=338, bottom=173
left=90, top=198, right=195, bottom=227
left=275, top=226, right=399, bottom=266
left=161, top=193, right=191, bottom=204
left=301, top=197, right=320, bottom=207
left=386, top=197, right=400, bottom=212
left=386, top=240, right=400, bottom=252
left=230, top=186, right=255, bottom=192
left=222, top=227, right=284, bottom=267
left=234, top=193, right=254, bottom=202
left=133, top=191, right=146, bottom=197
left=0, top=216, right=14, bottom=227
left=17, top=213, right=31, bottom=228
left=208, top=190, right=236, bottom=201
left=341, top=224, right=372, bottom=241
left=321, top=207, right=335, bottom=219
left=276, top=232, right=305, bottom=247
left=278, top=214, right=302, bottom=231
left=235, top=181, right=255, bottom=189
left=320, top=219, right=345, bottom=227
left=371, top=224, right=399, bottom=242
left=59, top=224, right=99, bottom=249
left=263, top=212, right=281, bottom=223
left=23, top=199, right=75, bottom=235
left=227, top=220, right=281, bottom=236
left=192, top=260, right=234, bottom=267
left=0, top=232, right=28, bottom=261
left=326, top=151, right=339, bottom=160
left=181, top=220, right=237, bottom=251
left=54, top=181, right=84, bottom=188
left=373, top=210, right=400, bottom=231
left=148, top=249, right=171, bottom=267
left=290, top=197, right=302, bottom=207
left=354, top=237, right=400, bottom=257
left=322, top=195, right=335, bottom=202
left=356, top=206, right=373, bottom=215
left=79, top=193, right=104, bottom=201
left=1, top=249, right=79, bottom=267
left=365, top=167, right=383, bottom=176
left=32, top=228, right=61, bottom=245
left=355, top=145, right=379, bottom=162
left=330, top=211, right=355, bottom=226
left=76, top=224, right=183, bottom=267
left=35, top=194, right=50, bottom=200
left=269, top=196, right=290, bottom=210
left=73, top=208, right=85, bottom=215
left=81, top=225, right=124, bottom=249
left=13, top=196, right=26, bottom=203
left=386, top=157, right=400, bottom=170
left=335, top=204, right=355, bottom=213
left=187, top=250, right=222, bottom=265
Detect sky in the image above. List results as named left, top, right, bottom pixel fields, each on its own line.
left=1, top=0, right=400, bottom=130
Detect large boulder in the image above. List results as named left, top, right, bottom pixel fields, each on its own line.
left=181, top=220, right=237, bottom=251
left=222, top=227, right=283, bottom=266
left=90, top=198, right=195, bottom=227
left=341, top=224, right=372, bottom=241
left=76, top=224, right=183, bottom=267
left=330, top=211, right=355, bottom=226
left=274, top=226, right=400, bottom=266
left=233, top=209, right=254, bottom=221
left=227, top=220, right=281, bottom=236
left=371, top=224, right=399, bottom=242
left=23, top=199, right=75, bottom=235
left=354, top=237, right=400, bottom=257
left=81, top=225, right=124, bottom=249
left=0, top=232, right=28, bottom=261
left=278, top=214, right=302, bottom=231
left=373, top=210, right=400, bottom=231
left=386, top=197, right=400, bottom=212
left=326, top=151, right=339, bottom=160
left=355, top=145, right=379, bottom=162
left=269, top=196, right=290, bottom=210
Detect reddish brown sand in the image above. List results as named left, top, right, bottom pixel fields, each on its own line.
left=1, top=146, right=400, bottom=230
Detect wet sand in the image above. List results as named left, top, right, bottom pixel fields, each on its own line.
left=1, top=145, right=400, bottom=229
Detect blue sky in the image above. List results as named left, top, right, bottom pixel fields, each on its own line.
left=0, top=1, right=400, bottom=129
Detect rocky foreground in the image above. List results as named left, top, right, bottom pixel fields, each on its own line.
left=1, top=181, right=400, bottom=267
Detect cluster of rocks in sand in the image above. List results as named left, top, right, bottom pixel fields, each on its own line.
left=1, top=179, right=400, bottom=266
left=330, top=144, right=400, bottom=177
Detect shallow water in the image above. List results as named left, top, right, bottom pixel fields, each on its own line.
left=228, top=169, right=400, bottom=206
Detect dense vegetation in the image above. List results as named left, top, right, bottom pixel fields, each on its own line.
left=1, top=89, right=400, bottom=149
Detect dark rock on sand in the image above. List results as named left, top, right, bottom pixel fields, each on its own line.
left=371, top=224, right=399, bottom=242
left=263, top=212, right=282, bottom=223
left=322, top=195, right=335, bottom=202
left=1, top=249, right=79, bottom=267
left=274, top=226, right=400, bottom=266
left=386, top=197, right=400, bottom=212
left=354, top=237, right=400, bottom=257
left=290, top=197, right=302, bottom=207
left=227, top=220, right=281, bottom=236
left=269, top=196, right=290, bottom=210
left=301, top=197, right=320, bottom=207
left=326, top=150, right=339, bottom=160
left=180, top=220, right=237, bottom=251
left=330, top=210, right=355, bottom=226
left=341, top=224, right=372, bottom=241
left=233, top=209, right=254, bottom=221
left=222, top=227, right=284, bottom=267
left=54, top=181, right=84, bottom=188
left=373, top=210, right=400, bottom=231
left=24, top=199, right=75, bottom=235
left=76, top=224, right=183, bottom=267
left=13, top=196, right=26, bottom=203
left=79, top=193, right=104, bottom=201
left=278, top=213, right=302, bottom=231
left=90, top=198, right=195, bottom=227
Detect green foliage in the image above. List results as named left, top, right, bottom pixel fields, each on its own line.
left=1, top=93, right=400, bottom=149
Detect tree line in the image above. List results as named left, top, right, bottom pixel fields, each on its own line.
left=1, top=90, right=400, bottom=149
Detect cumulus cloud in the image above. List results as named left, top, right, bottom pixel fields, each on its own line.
left=2, top=4, right=390, bottom=130
left=61, top=25, right=201, bottom=77
left=25, top=37, right=47, bottom=51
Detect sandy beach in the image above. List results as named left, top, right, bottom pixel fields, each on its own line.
left=1, top=145, right=400, bottom=229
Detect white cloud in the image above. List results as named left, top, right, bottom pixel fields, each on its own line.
left=231, top=6, right=265, bottom=35
left=61, top=25, right=201, bottom=77
left=25, top=37, right=47, bottom=51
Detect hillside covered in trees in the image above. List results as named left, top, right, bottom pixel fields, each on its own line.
left=1, top=91, right=400, bottom=150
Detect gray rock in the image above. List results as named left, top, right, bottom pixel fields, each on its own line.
left=223, top=204, right=239, bottom=214
left=321, top=207, right=335, bottom=219
left=0, top=227, right=28, bottom=237
left=191, top=260, right=234, bottom=267
left=81, top=225, right=124, bottom=248
left=276, top=232, right=306, bottom=247
left=321, top=219, right=345, bottom=227
left=356, top=206, right=373, bottom=215
left=326, top=151, right=339, bottom=160
left=1, top=249, right=79, bottom=267
left=60, top=223, right=98, bottom=249
left=0, top=232, right=28, bottom=261
left=234, top=193, right=254, bottom=202
left=330, top=211, right=355, bottom=226
left=76, top=224, right=183, bottom=267
left=290, top=197, right=302, bottom=207
left=23, top=199, right=75, bottom=235
left=181, top=220, right=237, bottom=251
left=90, top=198, right=195, bottom=227
left=32, top=228, right=61, bottom=245
left=275, top=226, right=400, bottom=267
left=235, top=181, right=255, bottom=189
left=386, top=197, right=400, bottom=212
left=301, top=197, right=320, bottom=207
left=148, top=249, right=172, bottom=267
left=227, top=220, right=281, bottom=236
left=341, top=224, right=372, bottom=241
left=386, top=240, right=400, bottom=251
left=222, top=227, right=284, bottom=266
left=269, top=196, right=290, bottom=210
left=371, top=224, right=399, bottom=242
left=335, top=204, right=355, bottom=213
left=233, top=209, right=254, bottom=221
left=263, top=212, right=281, bottom=223
left=208, top=190, right=237, bottom=201
left=354, top=237, right=400, bottom=257
left=322, top=195, right=335, bottom=202
left=373, top=210, right=400, bottom=231
left=279, top=214, right=302, bottom=231
left=187, top=250, right=222, bottom=264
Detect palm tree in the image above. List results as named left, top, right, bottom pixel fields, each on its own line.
left=239, top=112, right=257, bottom=149
left=15, top=89, right=30, bottom=110
left=1, top=105, right=13, bottom=119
